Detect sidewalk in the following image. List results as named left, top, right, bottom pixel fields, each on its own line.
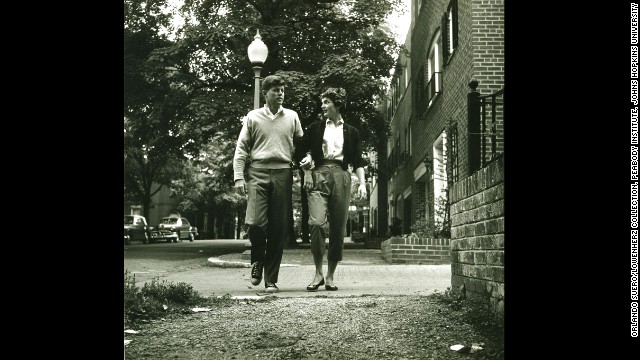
left=158, top=238, right=452, bottom=299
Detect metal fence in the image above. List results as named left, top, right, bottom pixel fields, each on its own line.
left=467, top=80, right=504, bottom=175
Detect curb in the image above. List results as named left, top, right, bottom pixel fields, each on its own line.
left=206, top=257, right=301, bottom=268
left=206, top=257, right=251, bottom=268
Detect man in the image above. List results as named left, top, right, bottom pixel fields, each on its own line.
left=233, top=75, right=304, bottom=293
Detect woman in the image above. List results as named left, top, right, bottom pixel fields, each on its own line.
left=298, top=87, right=368, bottom=291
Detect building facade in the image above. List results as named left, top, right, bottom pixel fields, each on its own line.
left=383, top=0, right=504, bottom=235
left=378, top=0, right=505, bottom=318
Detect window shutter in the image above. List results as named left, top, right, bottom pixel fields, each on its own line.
left=441, top=12, right=449, bottom=66
left=452, top=0, right=459, bottom=49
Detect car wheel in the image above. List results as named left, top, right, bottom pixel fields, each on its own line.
left=189, top=232, right=194, bottom=242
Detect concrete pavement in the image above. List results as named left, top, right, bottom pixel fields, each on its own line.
left=156, top=239, right=452, bottom=299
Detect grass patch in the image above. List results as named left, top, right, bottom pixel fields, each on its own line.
left=124, top=270, right=234, bottom=327
left=429, top=287, right=504, bottom=340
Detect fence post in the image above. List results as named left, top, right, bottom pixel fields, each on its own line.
left=467, top=79, right=481, bottom=175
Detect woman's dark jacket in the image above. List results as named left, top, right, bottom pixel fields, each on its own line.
left=295, top=120, right=368, bottom=171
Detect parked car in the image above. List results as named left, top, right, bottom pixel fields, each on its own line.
left=149, top=216, right=198, bottom=243
left=124, top=215, right=149, bottom=244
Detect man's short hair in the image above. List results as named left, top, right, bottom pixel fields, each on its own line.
left=321, top=87, right=347, bottom=109
left=261, top=75, right=286, bottom=92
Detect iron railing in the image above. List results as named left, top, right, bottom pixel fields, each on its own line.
left=479, top=88, right=504, bottom=167
left=467, top=80, right=504, bottom=175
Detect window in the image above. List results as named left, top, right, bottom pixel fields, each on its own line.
left=418, top=31, right=443, bottom=116
left=389, top=71, right=402, bottom=118
left=392, top=79, right=396, bottom=112
left=446, top=122, right=459, bottom=182
left=442, top=0, right=459, bottom=65
left=425, top=32, right=442, bottom=110
left=427, top=34, right=441, bottom=95
left=404, top=66, right=408, bottom=89
left=433, top=131, right=448, bottom=226
left=403, top=193, right=412, bottom=234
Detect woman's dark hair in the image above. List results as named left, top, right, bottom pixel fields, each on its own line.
left=321, top=87, right=347, bottom=110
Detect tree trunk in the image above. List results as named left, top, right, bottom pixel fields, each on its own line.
left=236, top=210, right=241, bottom=239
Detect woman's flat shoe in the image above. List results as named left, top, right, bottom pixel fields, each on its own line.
left=306, top=278, right=325, bottom=291
left=325, top=284, right=338, bottom=291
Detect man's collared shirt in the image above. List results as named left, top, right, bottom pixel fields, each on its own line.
left=264, top=104, right=284, bottom=120
left=322, top=118, right=344, bottom=161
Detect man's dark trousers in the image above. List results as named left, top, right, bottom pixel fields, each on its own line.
left=245, top=167, right=292, bottom=283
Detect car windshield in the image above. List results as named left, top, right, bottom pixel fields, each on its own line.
left=124, top=216, right=134, bottom=225
left=161, top=218, right=178, bottom=224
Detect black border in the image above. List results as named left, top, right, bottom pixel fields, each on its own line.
left=506, top=0, right=638, bottom=352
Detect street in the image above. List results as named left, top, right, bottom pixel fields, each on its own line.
left=124, top=239, right=250, bottom=285
left=123, top=239, right=452, bottom=299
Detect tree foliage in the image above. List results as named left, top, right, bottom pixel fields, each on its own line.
left=171, top=134, right=245, bottom=212
left=124, top=0, right=402, bottom=221
left=124, top=0, right=189, bottom=220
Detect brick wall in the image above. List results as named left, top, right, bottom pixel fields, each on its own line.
left=471, top=0, right=505, bottom=94
left=381, top=235, right=451, bottom=264
left=449, top=156, right=504, bottom=321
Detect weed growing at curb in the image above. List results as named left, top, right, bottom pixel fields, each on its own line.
left=124, top=270, right=235, bottom=328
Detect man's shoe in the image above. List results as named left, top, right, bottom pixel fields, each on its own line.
left=250, top=261, right=264, bottom=286
left=265, top=282, right=279, bottom=293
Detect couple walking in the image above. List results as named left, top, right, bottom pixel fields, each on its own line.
left=233, top=75, right=367, bottom=293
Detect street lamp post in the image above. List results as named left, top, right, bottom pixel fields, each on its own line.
left=247, top=29, right=269, bottom=109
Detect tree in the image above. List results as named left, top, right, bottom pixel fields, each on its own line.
left=124, top=0, right=402, bottom=238
left=124, top=0, right=187, bottom=221
left=169, top=134, right=246, bottom=238
left=173, top=0, right=400, bottom=142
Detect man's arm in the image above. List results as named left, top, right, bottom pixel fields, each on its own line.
left=233, top=116, right=251, bottom=195
left=295, top=121, right=314, bottom=170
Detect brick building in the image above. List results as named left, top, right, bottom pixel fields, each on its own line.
left=376, top=0, right=505, bottom=318
left=379, top=0, right=504, bottom=239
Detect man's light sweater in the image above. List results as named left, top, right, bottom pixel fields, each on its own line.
left=233, top=106, right=304, bottom=181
